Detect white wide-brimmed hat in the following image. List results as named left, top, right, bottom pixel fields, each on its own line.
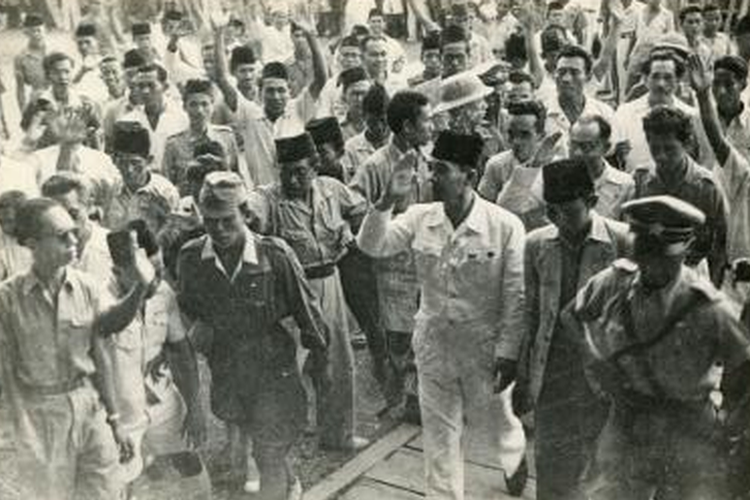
left=433, top=72, right=494, bottom=115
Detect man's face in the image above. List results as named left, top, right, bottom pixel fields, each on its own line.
left=442, top=42, right=469, bottom=77
left=115, top=153, right=151, bottom=191
left=261, top=78, right=289, bottom=118
left=407, top=105, right=433, bottom=146
left=203, top=208, right=246, bottom=249
left=184, top=92, right=214, bottom=127
left=569, top=121, right=607, bottom=163
left=646, top=132, right=687, bottom=173
left=48, top=59, right=73, bottom=88
left=646, top=59, right=678, bottom=104
left=422, top=48, right=442, bottom=77
left=292, top=29, right=309, bottom=56
left=233, top=63, right=257, bottom=94
left=136, top=70, right=165, bottom=106
left=507, top=113, right=541, bottom=162
left=339, top=46, right=362, bottom=70
left=682, top=12, right=703, bottom=39
left=134, top=34, right=152, bottom=52
left=364, top=40, right=388, bottom=77
left=451, top=13, right=473, bottom=32
left=703, top=9, right=721, bottom=36
left=713, top=68, right=744, bottom=114
left=507, top=81, right=534, bottom=104
left=272, top=11, right=288, bottom=30
left=368, top=15, right=385, bottom=36
left=318, top=144, right=343, bottom=179
left=50, top=190, right=90, bottom=242
left=432, top=160, right=470, bottom=202
left=547, top=10, right=565, bottom=27
left=100, top=60, right=121, bottom=90
left=555, top=56, right=588, bottom=99
left=25, top=25, right=45, bottom=45
left=633, top=234, right=685, bottom=288
left=547, top=198, right=592, bottom=235
left=365, top=111, right=389, bottom=141
left=496, top=0, right=511, bottom=19
left=345, top=80, right=372, bottom=116
left=76, top=35, right=98, bottom=57
left=31, top=206, right=79, bottom=268
left=124, top=68, right=142, bottom=103
left=0, top=205, right=18, bottom=236
left=280, top=158, right=315, bottom=199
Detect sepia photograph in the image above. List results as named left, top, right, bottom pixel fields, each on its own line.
left=0, top=0, right=748, bottom=499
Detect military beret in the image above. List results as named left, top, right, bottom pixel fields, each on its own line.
left=306, top=117, right=344, bottom=153
left=432, top=131, right=484, bottom=170
left=199, top=171, right=247, bottom=217
left=338, top=66, right=369, bottom=89
left=132, top=22, right=151, bottom=36
left=24, top=14, right=44, bottom=28
left=276, top=133, right=318, bottom=164
left=230, top=46, right=256, bottom=68
left=75, top=23, right=96, bottom=38
left=622, top=195, right=705, bottom=243
left=542, top=158, right=594, bottom=204
left=123, top=49, right=146, bottom=69
left=714, top=55, right=749, bottom=82
left=262, top=61, right=289, bottom=80
left=112, top=121, right=151, bottom=157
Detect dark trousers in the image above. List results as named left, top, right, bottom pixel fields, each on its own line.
left=338, top=247, right=387, bottom=382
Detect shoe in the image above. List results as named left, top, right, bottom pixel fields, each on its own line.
left=504, top=457, right=528, bottom=497
left=243, top=479, right=260, bottom=493
left=287, top=476, right=303, bottom=500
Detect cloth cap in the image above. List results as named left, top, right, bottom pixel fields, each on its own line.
left=112, top=121, right=151, bottom=156
left=199, top=171, right=247, bottom=217
left=132, top=22, right=151, bottom=36
left=338, top=66, right=369, bottom=89
left=422, top=31, right=441, bottom=51
left=230, top=46, right=256, bottom=67
left=75, top=23, right=96, bottom=37
left=622, top=195, right=705, bottom=243
left=434, top=72, right=493, bottom=115
left=306, top=117, right=344, bottom=153
left=432, top=131, right=484, bottom=170
left=542, top=158, right=594, bottom=204
left=714, top=55, right=749, bottom=82
left=164, top=9, right=183, bottom=21
left=262, top=61, right=288, bottom=80
left=276, top=133, right=317, bottom=164
left=651, top=32, right=690, bottom=58
left=24, top=14, right=44, bottom=27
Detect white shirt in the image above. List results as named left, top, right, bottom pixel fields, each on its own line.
left=0, top=154, right=39, bottom=197
left=543, top=91, right=617, bottom=157
left=119, top=102, right=189, bottom=172
left=714, top=147, right=750, bottom=264
left=234, top=90, right=318, bottom=188
left=593, top=164, right=635, bottom=220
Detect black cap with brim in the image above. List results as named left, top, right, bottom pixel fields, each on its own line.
left=622, top=195, right=705, bottom=243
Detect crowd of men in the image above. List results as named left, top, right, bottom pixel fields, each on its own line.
left=0, top=0, right=750, bottom=500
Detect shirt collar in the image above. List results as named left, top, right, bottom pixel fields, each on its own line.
left=425, top=192, right=483, bottom=233
left=200, top=226, right=258, bottom=266
left=21, top=266, right=76, bottom=295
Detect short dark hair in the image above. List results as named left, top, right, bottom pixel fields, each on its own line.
left=541, top=26, right=568, bottom=57
left=363, top=83, right=389, bottom=117
left=642, top=50, right=686, bottom=78
left=43, top=52, right=74, bottom=76
left=507, top=100, right=547, bottom=134
left=361, top=34, right=387, bottom=53
left=15, top=197, right=62, bottom=246
left=508, top=70, right=535, bottom=86
left=441, top=24, right=470, bottom=51
left=679, top=5, right=703, bottom=24
left=643, top=106, right=692, bottom=144
left=575, top=114, right=612, bottom=142
left=41, top=172, right=92, bottom=204
left=387, top=91, right=429, bottom=135
left=556, top=44, right=593, bottom=75
left=703, top=3, right=721, bottom=14
left=138, top=63, right=168, bottom=83
left=182, top=78, right=214, bottom=99
left=548, top=1, right=564, bottom=11
left=368, top=8, right=384, bottom=19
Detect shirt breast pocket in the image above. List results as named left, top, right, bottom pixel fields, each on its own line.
left=413, top=239, right=443, bottom=278
left=66, top=314, right=97, bottom=359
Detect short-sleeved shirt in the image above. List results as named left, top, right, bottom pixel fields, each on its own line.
left=0, top=267, right=104, bottom=390
left=542, top=91, right=617, bottom=158
left=247, top=177, right=367, bottom=269
left=714, top=147, right=750, bottom=265
left=234, top=90, right=318, bottom=188
left=575, top=262, right=750, bottom=402
left=104, top=172, right=179, bottom=230
left=162, top=125, right=242, bottom=195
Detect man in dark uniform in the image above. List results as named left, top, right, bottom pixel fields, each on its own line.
left=567, top=195, right=750, bottom=500
left=177, top=171, right=330, bottom=500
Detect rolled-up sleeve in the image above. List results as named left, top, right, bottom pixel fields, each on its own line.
left=495, top=218, right=527, bottom=360
left=356, top=206, right=417, bottom=258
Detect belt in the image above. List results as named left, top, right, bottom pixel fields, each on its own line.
left=18, top=374, right=89, bottom=397
left=305, top=263, right=336, bottom=280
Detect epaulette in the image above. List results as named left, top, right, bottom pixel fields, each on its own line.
left=611, top=258, right=638, bottom=273
left=180, top=234, right=209, bottom=251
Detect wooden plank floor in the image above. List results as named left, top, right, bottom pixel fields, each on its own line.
left=307, top=424, right=536, bottom=500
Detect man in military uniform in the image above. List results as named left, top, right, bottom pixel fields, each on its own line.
left=567, top=195, right=750, bottom=500
left=162, top=78, right=242, bottom=195
left=177, top=171, right=330, bottom=500
left=247, top=132, right=368, bottom=452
